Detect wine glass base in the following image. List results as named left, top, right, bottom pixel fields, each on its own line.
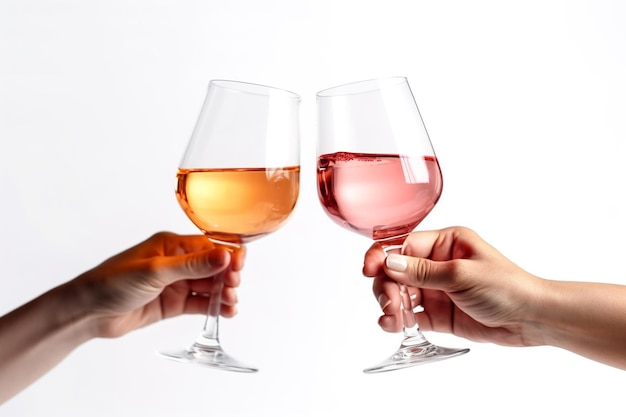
left=363, top=341, right=469, bottom=374
left=157, top=344, right=258, bottom=373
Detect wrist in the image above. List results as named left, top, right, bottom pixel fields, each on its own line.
left=523, top=278, right=589, bottom=350
left=47, top=279, right=101, bottom=343
left=518, top=276, right=556, bottom=347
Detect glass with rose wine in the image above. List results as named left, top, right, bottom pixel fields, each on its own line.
left=158, top=80, right=301, bottom=372
left=316, top=77, right=469, bottom=373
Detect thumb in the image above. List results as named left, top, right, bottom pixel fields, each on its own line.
left=152, top=248, right=231, bottom=286
left=384, top=253, right=453, bottom=290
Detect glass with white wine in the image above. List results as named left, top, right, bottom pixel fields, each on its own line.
left=158, top=80, right=301, bottom=372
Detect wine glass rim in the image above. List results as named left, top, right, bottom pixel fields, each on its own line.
left=316, top=76, right=409, bottom=97
left=209, top=79, right=301, bottom=100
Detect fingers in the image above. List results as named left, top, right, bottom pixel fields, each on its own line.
left=157, top=233, right=246, bottom=273
left=365, top=241, right=419, bottom=333
left=151, top=248, right=232, bottom=286
left=183, top=293, right=238, bottom=318
left=381, top=227, right=482, bottom=290
left=187, top=277, right=240, bottom=296
left=166, top=234, right=246, bottom=269
left=372, top=276, right=401, bottom=315
left=229, top=245, right=246, bottom=272
left=373, top=277, right=403, bottom=333
left=373, top=274, right=424, bottom=333
left=159, top=233, right=216, bottom=256
left=400, top=229, right=445, bottom=258
left=384, top=253, right=455, bottom=291
left=378, top=313, right=403, bottom=333
left=403, top=226, right=480, bottom=261
left=362, top=242, right=386, bottom=277
left=364, top=227, right=481, bottom=334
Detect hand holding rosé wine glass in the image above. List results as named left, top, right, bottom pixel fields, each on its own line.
left=316, top=77, right=469, bottom=373
left=158, top=80, right=301, bottom=372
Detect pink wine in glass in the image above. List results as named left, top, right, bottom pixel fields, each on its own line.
left=317, top=152, right=442, bottom=243
left=315, top=77, right=469, bottom=373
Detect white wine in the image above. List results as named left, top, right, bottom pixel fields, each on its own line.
left=176, top=167, right=300, bottom=244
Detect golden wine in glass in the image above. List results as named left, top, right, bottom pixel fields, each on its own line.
left=159, top=80, right=300, bottom=372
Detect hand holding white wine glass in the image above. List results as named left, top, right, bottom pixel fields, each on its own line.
left=158, top=80, right=301, bottom=372
left=316, top=77, right=469, bottom=373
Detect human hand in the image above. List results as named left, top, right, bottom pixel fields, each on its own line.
left=362, top=226, right=544, bottom=347
left=67, top=232, right=245, bottom=339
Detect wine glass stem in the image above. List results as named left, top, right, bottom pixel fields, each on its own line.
left=383, top=243, right=427, bottom=346
left=195, top=271, right=224, bottom=348
left=398, top=283, right=427, bottom=345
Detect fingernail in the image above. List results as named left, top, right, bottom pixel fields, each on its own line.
left=386, top=254, right=407, bottom=272
left=378, top=293, right=391, bottom=310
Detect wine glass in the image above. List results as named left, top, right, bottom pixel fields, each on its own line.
left=316, top=76, right=469, bottom=373
left=158, top=80, right=301, bottom=372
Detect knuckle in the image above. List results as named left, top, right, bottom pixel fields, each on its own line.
left=444, top=259, right=465, bottom=289
left=410, top=257, right=430, bottom=286
left=143, top=257, right=162, bottom=274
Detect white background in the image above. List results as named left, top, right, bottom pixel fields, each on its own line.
left=2, top=0, right=625, bottom=415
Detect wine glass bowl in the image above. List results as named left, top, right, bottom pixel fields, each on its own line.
left=158, top=80, right=300, bottom=372
left=316, top=77, right=468, bottom=373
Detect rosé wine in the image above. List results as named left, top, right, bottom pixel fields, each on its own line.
left=317, top=152, right=442, bottom=241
